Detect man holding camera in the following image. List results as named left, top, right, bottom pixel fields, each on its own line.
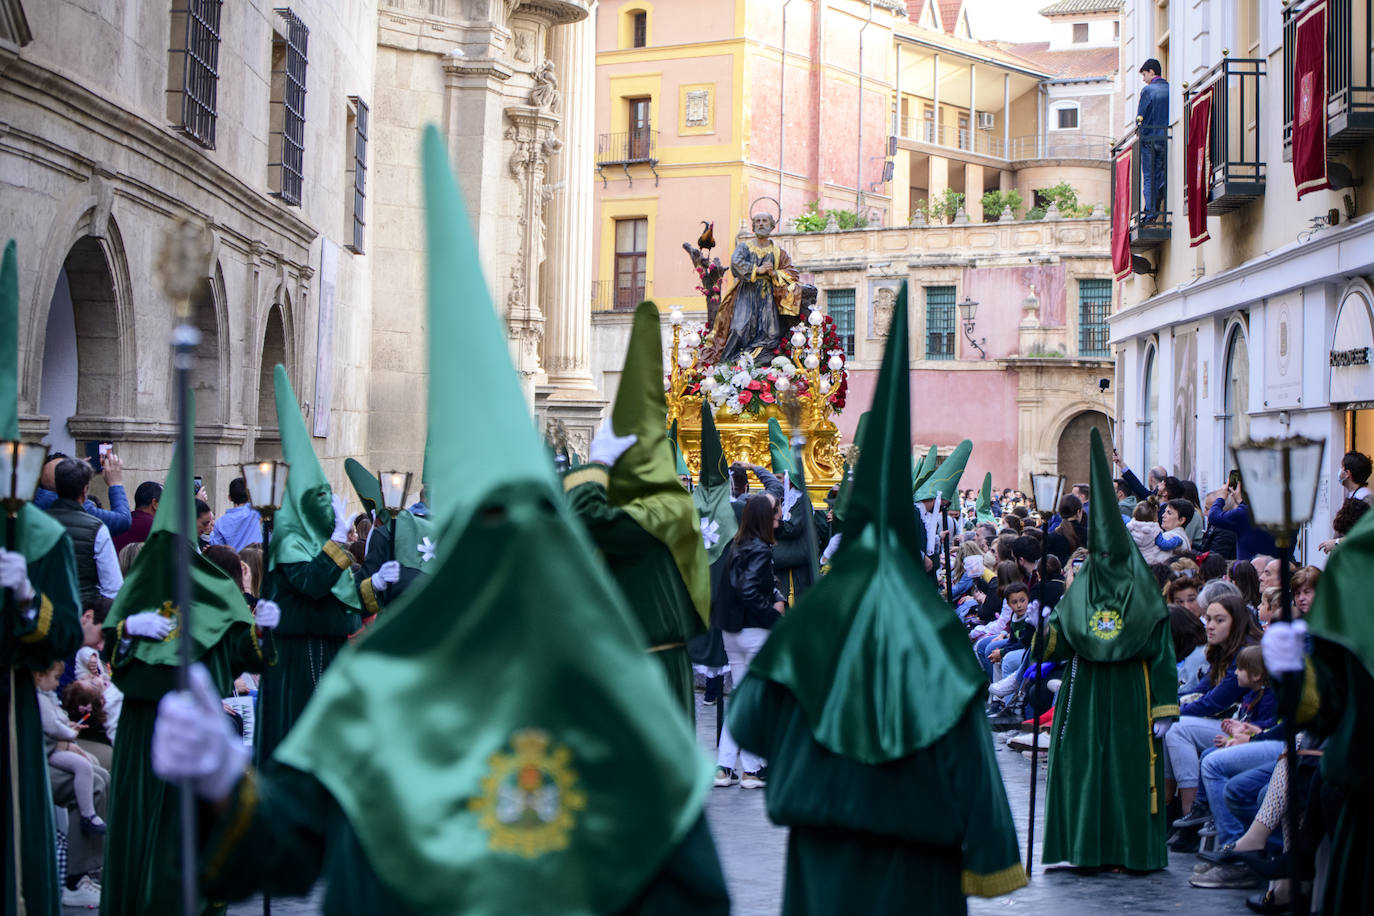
left=34, top=447, right=132, bottom=536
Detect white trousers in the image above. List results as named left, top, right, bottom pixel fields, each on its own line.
left=716, top=627, right=771, bottom=774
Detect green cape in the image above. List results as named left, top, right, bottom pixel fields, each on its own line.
left=976, top=473, right=995, bottom=524
left=913, top=439, right=972, bottom=503
left=106, top=397, right=254, bottom=665
left=269, top=365, right=359, bottom=609
left=276, top=126, right=711, bottom=913
left=768, top=417, right=797, bottom=477
left=344, top=458, right=388, bottom=523
left=608, top=302, right=710, bottom=625
left=911, top=445, right=937, bottom=494
left=1308, top=497, right=1374, bottom=678
left=1052, top=428, right=1168, bottom=662
left=392, top=509, right=439, bottom=573
left=0, top=240, right=66, bottom=558
left=692, top=400, right=738, bottom=564
left=741, top=284, right=985, bottom=763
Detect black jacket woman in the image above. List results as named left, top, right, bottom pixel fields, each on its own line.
left=714, top=493, right=784, bottom=790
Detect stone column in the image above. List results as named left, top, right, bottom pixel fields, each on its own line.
left=541, top=8, right=597, bottom=394
left=537, top=5, right=604, bottom=453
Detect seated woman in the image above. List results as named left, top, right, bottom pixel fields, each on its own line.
left=1170, top=603, right=1208, bottom=688
left=1163, top=594, right=1264, bottom=828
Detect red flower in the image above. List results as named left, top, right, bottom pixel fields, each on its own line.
left=739, top=390, right=754, bottom=404
left=747, top=380, right=762, bottom=391
left=760, top=392, right=776, bottom=404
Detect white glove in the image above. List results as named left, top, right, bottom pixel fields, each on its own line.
left=152, top=663, right=248, bottom=801
left=0, top=549, right=35, bottom=604
left=254, top=599, right=280, bottom=630
left=371, top=561, right=401, bottom=592
left=125, top=612, right=174, bottom=640
left=330, top=494, right=350, bottom=543
left=1153, top=720, right=1173, bottom=739
left=589, top=420, right=638, bottom=468
left=1262, top=620, right=1308, bottom=675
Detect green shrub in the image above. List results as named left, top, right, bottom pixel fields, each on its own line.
left=1025, top=181, right=1095, bottom=219
left=793, top=200, right=868, bottom=232
left=980, top=189, right=1024, bottom=221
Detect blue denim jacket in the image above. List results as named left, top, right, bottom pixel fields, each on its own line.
left=1137, top=77, right=1170, bottom=138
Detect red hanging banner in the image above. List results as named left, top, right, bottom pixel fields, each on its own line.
left=1112, top=145, right=1133, bottom=281
left=1293, top=0, right=1330, bottom=198
left=1187, top=88, right=1213, bottom=247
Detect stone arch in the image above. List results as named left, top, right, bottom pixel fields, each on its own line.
left=1056, top=409, right=1112, bottom=488
left=36, top=224, right=134, bottom=453
left=187, top=262, right=230, bottom=426
left=1221, top=315, right=1250, bottom=451
left=252, top=288, right=293, bottom=460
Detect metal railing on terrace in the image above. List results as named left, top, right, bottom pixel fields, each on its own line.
left=596, top=130, right=660, bottom=187
left=591, top=279, right=655, bottom=312
left=1112, top=119, right=1172, bottom=251
left=1184, top=55, right=1266, bottom=214
left=1283, top=0, right=1374, bottom=157
left=896, top=119, right=1112, bottom=161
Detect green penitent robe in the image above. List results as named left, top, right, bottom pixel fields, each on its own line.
left=195, top=763, right=727, bottom=915
left=1040, top=615, right=1179, bottom=871
left=102, top=627, right=271, bottom=916
left=729, top=677, right=1026, bottom=915
left=565, top=466, right=702, bottom=717
left=254, top=541, right=360, bottom=764
left=2, top=518, right=82, bottom=916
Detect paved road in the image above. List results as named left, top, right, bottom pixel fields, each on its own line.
left=68, top=692, right=1256, bottom=914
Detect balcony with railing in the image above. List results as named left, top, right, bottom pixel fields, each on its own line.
left=591, top=279, right=655, bottom=311
left=1184, top=55, right=1266, bottom=214
left=596, top=129, right=659, bottom=187
left=1283, top=0, right=1374, bottom=158
left=895, top=117, right=1112, bottom=162
left=1112, top=119, right=1172, bottom=251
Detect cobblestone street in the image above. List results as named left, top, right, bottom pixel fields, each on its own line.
left=166, top=691, right=1260, bottom=915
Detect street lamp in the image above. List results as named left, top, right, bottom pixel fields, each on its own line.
left=240, top=459, right=290, bottom=546
left=1229, top=433, right=1324, bottom=916
left=0, top=440, right=46, bottom=527
left=1024, top=469, right=1064, bottom=879
left=378, top=469, right=413, bottom=541
left=957, top=296, right=987, bottom=360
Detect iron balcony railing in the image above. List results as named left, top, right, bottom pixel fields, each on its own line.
left=1112, top=119, right=1172, bottom=250
left=1283, top=0, right=1374, bottom=159
left=896, top=118, right=1112, bottom=161
left=595, top=130, right=660, bottom=187
left=591, top=279, right=655, bottom=312
left=1184, top=55, right=1266, bottom=214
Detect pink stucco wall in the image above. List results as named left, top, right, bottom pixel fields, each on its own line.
left=959, top=262, right=1067, bottom=359
left=834, top=366, right=1024, bottom=492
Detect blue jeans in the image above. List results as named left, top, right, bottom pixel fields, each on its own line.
left=999, top=648, right=1028, bottom=682
left=1140, top=139, right=1166, bottom=219
left=975, top=636, right=1010, bottom=680
left=1199, top=741, right=1282, bottom=846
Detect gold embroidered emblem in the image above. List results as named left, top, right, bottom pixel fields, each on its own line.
left=1089, top=608, right=1124, bottom=640
left=157, top=600, right=182, bottom=642
left=469, top=729, right=586, bottom=858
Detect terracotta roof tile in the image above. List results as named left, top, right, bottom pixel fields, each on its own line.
left=998, top=41, right=1118, bottom=78
left=1038, top=0, right=1121, bottom=15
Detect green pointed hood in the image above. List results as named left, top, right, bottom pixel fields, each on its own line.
left=107, top=394, right=254, bottom=668
left=693, top=400, right=738, bottom=564
left=831, top=411, right=869, bottom=530
left=269, top=365, right=359, bottom=608
left=976, top=472, right=995, bottom=524
left=736, top=284, right=985, bottom=763
left=276, top=126, right=711, bottom=913
left=1053, top=428, right=1170, bottom=662
left=1307, top=494, right=1374, bottom=678
left=911, top=445, right=937, bottom=494
left=0, top=240, right=67, bottom=560
left=668, top=419, right=690, bottom=479
left=607, top=302, right=710, bottom=624
left=914, top=439, right=972, bottom=503
left=768, top=417, right=797, bottom=477
left=345, top=458, right=386, bottom=522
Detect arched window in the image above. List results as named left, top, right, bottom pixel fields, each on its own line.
left=1141, top=343, right=1159, bottom=469
left=1222, top=323, right=1250, bottom=450
left=623, top=8, right=649, bottom=48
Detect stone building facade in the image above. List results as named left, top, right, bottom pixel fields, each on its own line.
left=0, top=0, right=600, bottom=506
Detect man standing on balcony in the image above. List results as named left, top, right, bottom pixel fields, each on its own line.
left=1138, top=59, right=1170, bottom=221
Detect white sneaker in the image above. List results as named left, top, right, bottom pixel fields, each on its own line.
left=739, top=771, right=766, bottom=789
left=713, top=766, right=739, bottom=787
left=989, top=673, right=1018, bottom=698
left=62, top=875, right=101, bottom=908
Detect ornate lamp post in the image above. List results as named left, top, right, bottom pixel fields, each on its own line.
left=958, top=296, right=987, bottom=359
left=1230, top=434, right=1324, bottom=916
left=1024, top=470, right=1064, bottom=879
left=240, top=460, right=290, bottom=550
left=2, top=439, right=46, bottom=612
left=378, top=469, right=413, bottom=542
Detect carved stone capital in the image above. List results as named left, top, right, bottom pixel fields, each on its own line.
left=504, top=106, right=562, bottom=178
